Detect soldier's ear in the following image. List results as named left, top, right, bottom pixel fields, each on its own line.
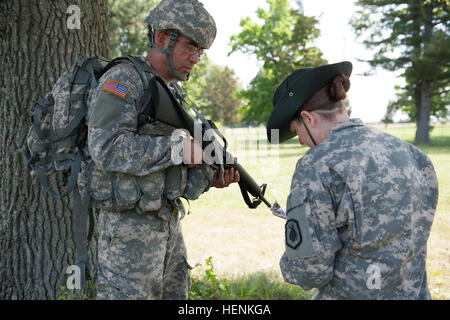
left=154, top=30, right=168, bottom=49
left=300, top=111, right=311, bottom=123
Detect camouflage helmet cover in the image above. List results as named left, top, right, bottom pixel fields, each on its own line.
left=145, top=0, right=217, bottom=49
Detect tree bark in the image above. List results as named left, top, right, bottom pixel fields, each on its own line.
left=0, top=0, right=109, bottom=299
left=415, top=81, right=432, bottom=145
left=414, top=1, right=434, bottom=145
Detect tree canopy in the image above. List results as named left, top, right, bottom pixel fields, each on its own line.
left=109, top=0, right=159, bottom=57
left=182, top=56, right=243, bottom=126
left=351, top=0, right=449, bottom=143
left=229, top=0, right=326, bottom=125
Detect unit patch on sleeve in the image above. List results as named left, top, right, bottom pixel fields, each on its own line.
left=285, top=219, right=302, bottom=249
left=103, top=80, right=130, bottom=98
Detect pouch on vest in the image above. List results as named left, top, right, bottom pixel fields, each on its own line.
left=164, top=166, right=187, bottom=200
left=79, top=159, right=166, bottom=213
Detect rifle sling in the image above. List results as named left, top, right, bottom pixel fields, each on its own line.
left=238, top=179, right=262, bottom=209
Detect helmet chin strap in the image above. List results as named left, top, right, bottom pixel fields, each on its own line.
left=150, top=30, right=188, bottom=81
left=300, top=117, right=317, bottom=146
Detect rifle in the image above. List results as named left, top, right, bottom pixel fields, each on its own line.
left=140, top=76, right=286, bottom=219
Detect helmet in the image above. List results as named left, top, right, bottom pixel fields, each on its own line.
left=145, top=0, right=217, bottom=49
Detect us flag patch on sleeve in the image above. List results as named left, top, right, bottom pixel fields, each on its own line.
left=103, top=80, right=130, bottom=98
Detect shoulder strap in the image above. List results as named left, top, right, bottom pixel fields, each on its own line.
left=169, top=81, right=187, bottom=104
left=99, top=55, right=150, bottom=85
left=72, top=185, right=90, bottom=289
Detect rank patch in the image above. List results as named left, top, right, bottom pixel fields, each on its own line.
left=285, top=219, right=302, bottom=249
left=103, top=80, right=130, bottom=98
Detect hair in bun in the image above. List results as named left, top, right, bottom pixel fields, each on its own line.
left=299, top=74, right=351, bottom=120
left=329, top=74, right=350, bottom=101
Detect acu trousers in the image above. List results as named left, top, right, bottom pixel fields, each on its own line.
left=95, top=206, right=191, bottom=300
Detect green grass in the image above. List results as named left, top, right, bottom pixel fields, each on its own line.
left=185, top=122, right=450, bottom=300
left=189, top=257, right=315, bottom=300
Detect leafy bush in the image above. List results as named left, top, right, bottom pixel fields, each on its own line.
left=189, top=257, right=315, bottom=300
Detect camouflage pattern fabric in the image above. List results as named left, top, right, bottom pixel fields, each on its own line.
left=96, top=208, right=191, bottom=299
left=280, top=118, right=439, bottom=300
left=144, top=0, right=217, bottom=49
left=85, top=56, right=215, bottom=299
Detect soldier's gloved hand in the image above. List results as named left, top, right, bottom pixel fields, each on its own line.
left=183, top=138, right=204, bottom=168
left=213, top=167, right=240, bottom=188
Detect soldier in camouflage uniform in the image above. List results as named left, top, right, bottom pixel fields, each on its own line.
left=267, top=62, right=439, bottom=299
left=81, top=0, right=239, bottom=300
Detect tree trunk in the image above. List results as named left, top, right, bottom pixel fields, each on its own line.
left=415, top=81, right=432, bottom=145
left=0, top=0, right=109, bottom=299
left=414, top=1, right=434, bottom=145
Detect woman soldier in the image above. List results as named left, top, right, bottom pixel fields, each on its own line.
left=267, top=61, right=439, bottom=299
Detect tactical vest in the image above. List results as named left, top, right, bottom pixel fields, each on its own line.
left=78, top=56, right=205, bottom=218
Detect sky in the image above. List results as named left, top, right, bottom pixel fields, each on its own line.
left=201, top=0, right=406, bottom=123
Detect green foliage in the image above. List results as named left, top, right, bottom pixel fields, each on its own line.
left=189, top=257, right=233, bottom=300
left=381, top=100, right=396, bottom=125
left=344, top=99, right=353, bottom=117
left=351, top=0, right=450, bottom=123
left=203, top=65, right=243, bottom=126
left=182, top=56, right=211, bottom=111
left=182, top=57, right=243, bottom=126
left=58, top=276, right=96, bottom=300
left=229, top=0, right=326, bottom=125
left=109, top=0, right=160, bottom=57
left=189, top=257, right=314, bottom=300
